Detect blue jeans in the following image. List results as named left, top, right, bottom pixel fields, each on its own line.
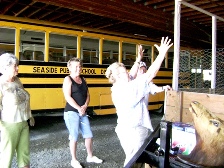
left=64, top=111, right=93, bottom=141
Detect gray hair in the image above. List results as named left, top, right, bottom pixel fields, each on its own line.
left=0, top=53, right=19, bottom=73
left=67, top=57, right=83, bottom=68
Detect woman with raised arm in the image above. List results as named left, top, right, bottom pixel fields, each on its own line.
left=105, top=37, right=173, bottom=166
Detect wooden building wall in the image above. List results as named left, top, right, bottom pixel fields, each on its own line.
left=164, top=90, right=224, bottom=124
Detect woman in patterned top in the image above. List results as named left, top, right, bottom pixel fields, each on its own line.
left=0, top=53, right=35, bottom=168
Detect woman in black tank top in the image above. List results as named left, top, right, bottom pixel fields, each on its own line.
left=64, top=75, right=88, bottom=113
left=62, top=58, right=102, bottom=168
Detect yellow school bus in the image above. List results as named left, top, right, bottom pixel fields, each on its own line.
left=0, top=15, right=173, bottom=115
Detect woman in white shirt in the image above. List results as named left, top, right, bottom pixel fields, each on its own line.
left=105, top=37, right=173, bottom=166
left=0, top=53, right=35, bottom=168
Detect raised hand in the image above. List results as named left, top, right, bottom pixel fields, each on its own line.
left=154, top=37, right=173, bottom=55
left=146, top=37, right=173, bottom=82
left=136, top=44, right=144, bottom=62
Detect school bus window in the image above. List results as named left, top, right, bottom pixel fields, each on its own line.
left=103, top=40, right=119, bottom=64
left=22, top=50, right=44, bottom=61
left=49, top=33, right=77, bottom=62
left=122, top=42, right=136, bottom=66
left=20, top=30, right=45, bottom=61
left=49, top=47, right=77, bottom=62
left=81, top=37, right=99, bottom=64
left=49, top=48, right=63, bottom=62
left=0, top=27, right=15, bottom=55
left=22, top=49, right=44, bottom=61
left=0, top=43, right=14, bottom=55
left=141, top=45, right=152, bottom=67
left=168, top=52, right=174, bottom=68
left=82, top=49, right=99, bottom=64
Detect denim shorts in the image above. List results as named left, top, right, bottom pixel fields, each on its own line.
left=64, top=111, right=93, bottom=141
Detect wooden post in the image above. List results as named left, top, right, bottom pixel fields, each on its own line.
left=172, top=0, right=181, bottom=91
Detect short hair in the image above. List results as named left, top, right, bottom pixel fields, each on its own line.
left=67, top=57, right=83, bottom=68
left=0, top=53, right=19, bottom=73
left=105, top=62, right=125, bottom=84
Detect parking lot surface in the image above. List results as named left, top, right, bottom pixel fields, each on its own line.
left=10, top=113, right=162, bottom=168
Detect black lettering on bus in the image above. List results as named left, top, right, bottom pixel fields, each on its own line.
left=101, top=69, right=106, bottom=74
left=93, top=69, right=96, bottom=74
left=41, top=67, right=45, bottom=73
left=50, top=67, right=53, bottom=73
left=88, top=69, right=92, bottom=74
left=46, top=67, right=49, bottom=73
left=82, top=69, right=87, bottom=74
left=60, top=67, right=69, bottom=74
left=37, top=67, right=40, bottom=73
left=33, top=67, right=37, bottom=73
left=82, top=69, right=96, bottom=74
left=60, top=68, right=65, bottom=73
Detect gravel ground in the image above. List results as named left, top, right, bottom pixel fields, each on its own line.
left=9, top=113, right=163, bottom=168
